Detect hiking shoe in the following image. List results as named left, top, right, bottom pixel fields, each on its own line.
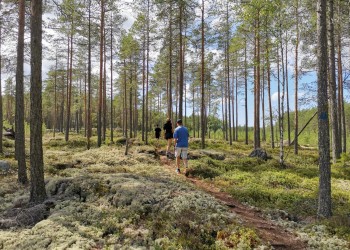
left=184, top=168, right=188, bottom=177
left=176, top=168, right=181, bottom=174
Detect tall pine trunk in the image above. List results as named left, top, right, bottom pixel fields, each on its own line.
left=316, top=0, right=332, bottom=218
left=0, top=0, right=2, bottom=154
left=285, top=36, right=291, bottom=145
left=97, top=0, right=105, bottom=147
left=110, top=23, right=114, bottom=142
left=65, top=24, right=73, bottom=142
left=253, top=17, right=261, bottom=149
left=87, top=0, right=92, bottom=149
left=30, top=0, right=47, bottom=203
left=226, top=2, right=232, bottom=146
left=200, top=0, right=205, bottom=149
left=167, top=2, right=173, bottom=120
left=178, top=2, right=184, bottom=120
left=244, top=37, right=248, bottom=145
left=294, top=0, right=299, bottom=154
left=16, top=0, right=28, bottom=184
left=145, top=0, right=150, bottom=144
left=328, top=0, right=340, bottom=162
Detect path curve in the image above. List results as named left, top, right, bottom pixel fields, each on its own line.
left=159, top=155, right=307, bottom=250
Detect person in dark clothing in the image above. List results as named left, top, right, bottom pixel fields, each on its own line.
left=155, top=125, right=161, bottom=139
left=163, top=118, right=173, bottom=156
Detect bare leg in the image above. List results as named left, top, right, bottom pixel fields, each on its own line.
left=176, top=156, right=181, bottom=169
left=166, top=139, right=172, bottom=154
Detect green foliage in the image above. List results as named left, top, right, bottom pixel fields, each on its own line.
left=216, top=227, right=261, bottom=249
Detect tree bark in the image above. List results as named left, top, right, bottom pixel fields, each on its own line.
left=141, top=34, right=145, bottom=141
left=226, top=2, right=232, bottom=146
left=266, top=25, right=274, bottom=148
left=110, top=23, right=114, bottom=143
left=0, top=0, right=2, bottom=154
left=328, top=0, right=340, bottom=162
left=294, top=0, right=299, bottom=154
left=167, top=2, right=173, bottom=120
left=317, top=0, right=332, bottom=218
left=98, top=0, right=105, bottom=147
left=201, top=0, right=205, bottom=149
left=103, top=27, right=107, bottom=143
left=30, top=0, right=47, bottom=203
left=124, top=59, right=128, bottom=155
left=145, top=0, right=150, bottom=145
left=0, top=0, right=4, bottom=154
left=178, top=2, right=184, bottom=120
left=16, top=0, right=28, bottom=184
left=244, top=36, right=248, bottom=145
left=285, top=35, right=291, bottom=145
left=87, top=0, right=92, bottom=150
left=253, top=17, right=261, bottom=149
left=280, top=24, right=285, bottom=167
left=65, top=22, right=73, bottom=142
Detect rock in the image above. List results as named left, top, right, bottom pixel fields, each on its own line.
left=0, top=200, right=55, bottom=229
left=201, top=150, right=225, bottom=160
left=0, top=160, right=10, bottom=172
left=249, top=148, right=269, bottom=161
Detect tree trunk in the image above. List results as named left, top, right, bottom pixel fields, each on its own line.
left=226, top=2, right=232, bottom=146
left=254, top=17, right=261, bottom=149
left=280, top=29, right=285, bottom=167
left=232, top=64, right=236, bottom=141
left=266, top=28, right=274, bottom=148
left=244, top=37, right=248, bottom=145
left=178, top=2, right=184, bottom=120
left=65, top=23, right=73, bottom=142
left=16, top=0, right=28, bottom=184
left=103, top=28, right=107, bottom=143
left=294, top=0, right=299, bottom=154
left=339, top=3, right=346, bottom=153
left=0, top=0, right=2, bottom=154
left=277, top=44, right=281, bottom=146
left=87, top=0, right=92, bottom=149
left=30, top=0, right=47, bottom=203
left=328, top=0, right=340, bottom=162
left=192, top=83, right=196, bottom=138
left=124, top=59, right=128, bottom=155
left=142, top=35, right=145, bottom=141
left=84, top=71, right=87, bottom=137
left=98, top=0, right=104, bottom=147
left=145, top=0, right=150, bottom=145
left=285, top=35, right=291, bottom=145
left=167, top=2, right=173, bottom=120
left=110, top=24, right=114, bottom=143
left=261, top=61, right=266, bottom=142
left=54, top=53, right=58, bottom=138
left=317, top=0, right=332, bottom=218
left=235, top=64, right=238, bottom=141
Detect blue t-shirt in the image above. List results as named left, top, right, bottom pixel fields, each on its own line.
left=174, top=126, right=189, bottom=148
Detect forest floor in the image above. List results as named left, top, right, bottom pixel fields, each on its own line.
left=0, top=134, right=349, bottom=249
left=160, top=155, right=307, bottom=249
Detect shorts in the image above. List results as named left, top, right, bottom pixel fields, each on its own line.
left=165, top=132, right=173, bottom=140
left=175, top=147, right=188, bottom=159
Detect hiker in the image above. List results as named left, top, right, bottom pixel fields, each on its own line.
left=155, top=125, right=161, bottom=140
left=163, top=118, right=173, bottom=156
left=173, top=119, right=189, bottom=174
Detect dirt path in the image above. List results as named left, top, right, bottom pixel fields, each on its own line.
left=159, top=155, right=307, bottom=250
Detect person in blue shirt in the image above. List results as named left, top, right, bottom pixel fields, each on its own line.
left=173, top=119, right=189, bottom=174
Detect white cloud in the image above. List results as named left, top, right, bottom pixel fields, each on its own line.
left=271, top=91, right=288, bottom=102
